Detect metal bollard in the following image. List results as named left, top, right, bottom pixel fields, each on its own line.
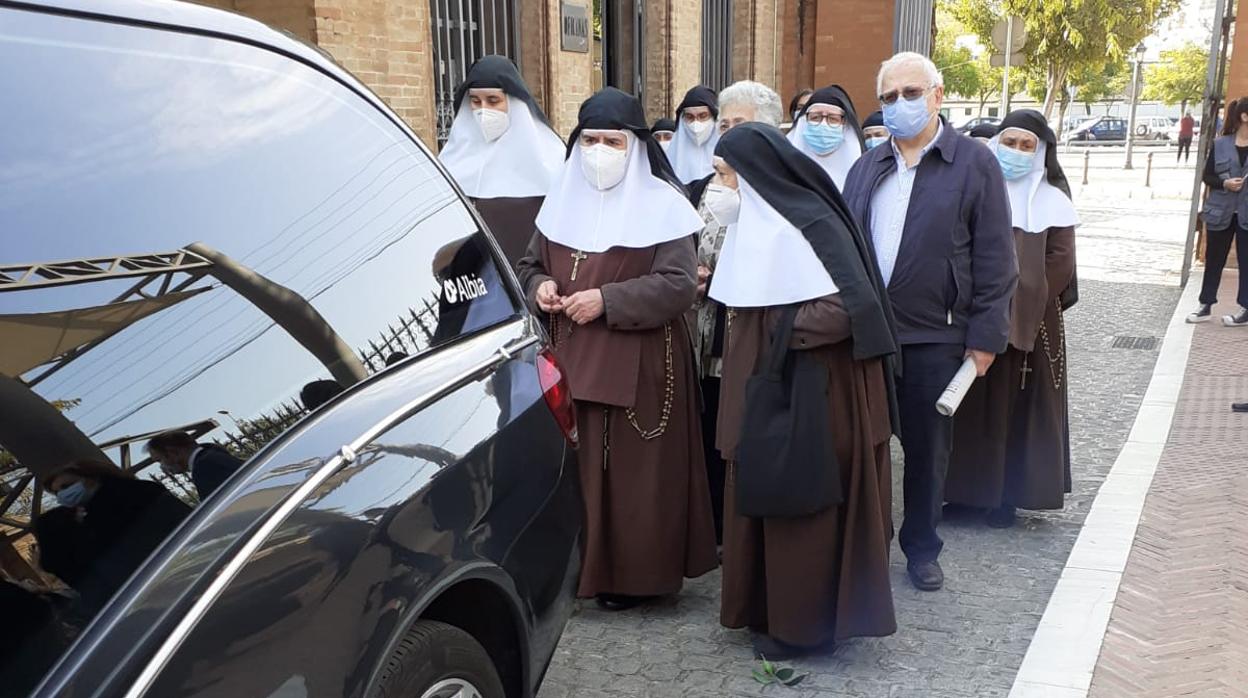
left=1082, top=149, right=1090, bottom=186
left=1146, top=151, right=1154, bottom=187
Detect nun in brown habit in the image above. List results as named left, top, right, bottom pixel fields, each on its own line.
left=439, top=56, right=565, bottom=267
left=945, top=110, right=1079, bottom=528
left=707, top=123, right=900, bottom=658
left=517, top=88, right=718, bottom=610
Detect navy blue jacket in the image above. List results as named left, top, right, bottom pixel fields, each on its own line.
left=843, top=125, right=1017, bottom=353
left=191, top=444, right=243, bottom=500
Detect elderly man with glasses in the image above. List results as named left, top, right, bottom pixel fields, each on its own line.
left=842, top=52, right=1018, bottom=592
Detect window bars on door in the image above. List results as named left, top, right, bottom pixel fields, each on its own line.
left=430, top=0, right=519, bottom=147
left=701, top=0, right=733, bottom=92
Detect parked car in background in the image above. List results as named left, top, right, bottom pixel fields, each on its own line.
left=1134, top=116, right=1176, bottom=141
left=1056, top=115, right=1098, bottom=135
left=955, top=116, right=1001, bottom=134
left=1, top=2, right=582, bottom=697
left=1064, top=116, right=1130, bottom=144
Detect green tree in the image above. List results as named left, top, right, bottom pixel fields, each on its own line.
left=1144, top=42, right=1211, bottom=113
left=934, top=36, right=984, bottom=101
left=946, top=0, right=1180, bottom=117
left=1071, top=57, right=1130, bottom=113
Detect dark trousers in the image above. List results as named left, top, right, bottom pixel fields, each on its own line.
left=700, top=375, right=725, bottom=543
left=1200, top=216, right=1248, bottom=307
left=1178, top=136, right=1193, bottom=162
left=897, top=343, right=965, bottom=563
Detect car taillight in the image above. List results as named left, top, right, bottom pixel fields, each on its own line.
left=536, top=348, right=578, bottom=446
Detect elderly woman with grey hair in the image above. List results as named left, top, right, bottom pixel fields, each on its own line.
left=683, top=79, right=783, bottom=542
left=716, top=80, right=784, bottom=133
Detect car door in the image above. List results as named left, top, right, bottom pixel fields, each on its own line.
left=1, top=4, right=575, bottom=697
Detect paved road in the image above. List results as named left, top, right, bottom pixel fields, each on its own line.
left=1059, top=150, right=1195, bottom=286
left=538, top=279, right=1179, bottom=698
left=537, top=161, right=1192, bottom=697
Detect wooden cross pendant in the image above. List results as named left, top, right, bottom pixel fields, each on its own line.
left=1020, top=354, right=1033, bottom=390
left=570, top=250, right=588, bottom=281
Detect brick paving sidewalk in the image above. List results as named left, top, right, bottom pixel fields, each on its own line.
left=1088, top=270, right=1248, bottom=697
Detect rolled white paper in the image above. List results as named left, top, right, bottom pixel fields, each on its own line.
left=935, top=358, right=979, bottom=417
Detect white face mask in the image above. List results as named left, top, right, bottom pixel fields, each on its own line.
left=474, top=108, right=510, bottom=142
left=659, top=140, right=672, bottom=153
left=580, top=142, right=630, bottom=191
left=685, top=118, right=713, bottom=146
left=703, top=183, right=740, bottom=226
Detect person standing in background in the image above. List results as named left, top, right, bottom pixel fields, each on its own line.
left=651, top=118, right=677, bottom=152
left=1191, top=97, right=1248, bottom=327
left=787, top=85, right=866, bottom=192
left=969, top=122, right=1000, bottom=144
left=667, top=86, right=720, bottom=185
left=1178, top=111, right=1195, bottom=163
left=862, top=111, right=889, bottom=149
left=438, top=56, right=565, bottom=267
left=789, top=88, right=814, bottom=124
left=686, top=80, right=785, bottom=543
left=945, top=110, right=1079, bottom=529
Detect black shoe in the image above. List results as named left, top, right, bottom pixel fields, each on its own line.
left=751, top=633, right=817, bottom=661
left=986, top=505, right=1017, bottom=529
left=1222, top=308, right=1248, bottom=327
left=1233, top=402, right=1248, bottom=413
left=594, top=593, right=651, bottom=611
left=1187, top=303, right=1213, bottom=323
left=907, top=559, right=944, bottom=591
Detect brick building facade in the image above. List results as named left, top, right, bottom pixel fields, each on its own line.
left=195, top=0, right=925, bottom=148
left=1225, top=0, right=1248, bottom=104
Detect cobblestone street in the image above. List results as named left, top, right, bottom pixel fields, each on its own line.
left=538, top=150, right=1190, bottom=697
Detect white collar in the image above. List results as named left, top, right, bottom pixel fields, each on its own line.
left=439, top=96, right=566, bottom=199
left=535, top=138, right=703, bottom=253
left=708, top=176, right=838, bottom=307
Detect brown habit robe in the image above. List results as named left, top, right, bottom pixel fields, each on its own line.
left=717, top=296, right=897, bottom=647
left=517, top=234, right=719, bottom=598
left=471, top=196, right=545, bottom=269
left=946, top=226, right=1076, bottom=511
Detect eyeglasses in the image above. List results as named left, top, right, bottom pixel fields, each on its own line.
left=878, top=85, right=934, bottom=106
left=805, top=112, right=845, bottom=126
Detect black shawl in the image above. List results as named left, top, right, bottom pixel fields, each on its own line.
left=969, top=122, right=1001, bottom=140
left=714, top=123, right=897, bottom=361
left=651, top=117, right=677, bottom=134
left=453, top=55, right=554, bottom=130
left=676, top=85, right=719, bottom=120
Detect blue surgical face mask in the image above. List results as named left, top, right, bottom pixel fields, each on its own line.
left=996, top=144, right=1035, bottom=180
left=803, top=122, right=844, bottom=155
left=866, top=135, right=889, bottom=149
left=883, top=92, right=933, bottom=140
left=56, top=481, right=91, bottom=508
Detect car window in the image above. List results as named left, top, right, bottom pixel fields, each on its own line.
left=0, top=7, right=519, bottom=691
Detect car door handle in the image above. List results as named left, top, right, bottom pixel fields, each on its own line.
left=496, top=334, right=539, bottom=362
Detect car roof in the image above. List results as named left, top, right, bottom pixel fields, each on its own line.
left=5, top=0, right=382, bottom=113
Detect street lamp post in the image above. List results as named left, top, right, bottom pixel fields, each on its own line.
left=1124, top=43, right=1147, bottom=170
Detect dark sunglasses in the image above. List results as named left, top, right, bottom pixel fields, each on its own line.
left=879, top=85, right=933, bottom=106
